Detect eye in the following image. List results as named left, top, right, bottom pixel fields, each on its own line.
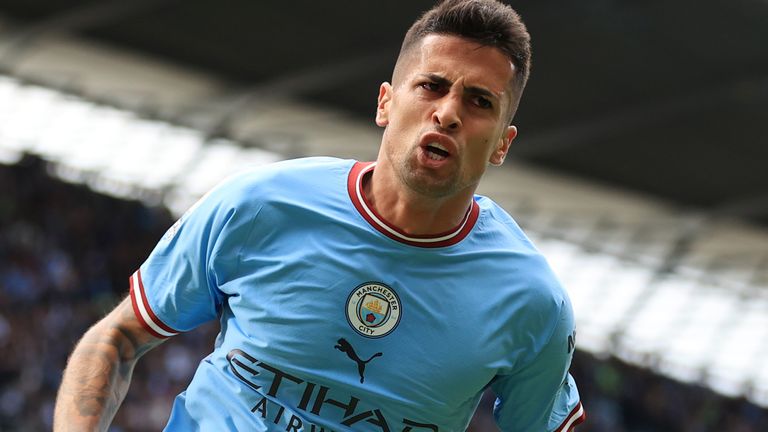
left=474, top=96, right=493, bottom=109
left=419, top=82, right=440, bottom=92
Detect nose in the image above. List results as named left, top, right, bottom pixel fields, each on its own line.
left=432, top=94, right=462, bottom=131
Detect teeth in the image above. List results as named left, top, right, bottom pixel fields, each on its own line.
left=427, top=151, right=444, bottom=161
left=428, top=142, right=447, bottom=152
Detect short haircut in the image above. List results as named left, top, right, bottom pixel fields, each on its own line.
left=395, top=0, right=532, bottom=120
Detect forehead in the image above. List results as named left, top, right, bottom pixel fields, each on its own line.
left=405, top=34, right=516, bottom=94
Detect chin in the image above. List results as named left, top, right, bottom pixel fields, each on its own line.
left=403, top=173, right=459, bottom=198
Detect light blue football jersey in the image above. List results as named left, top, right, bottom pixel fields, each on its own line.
left=130, top=157, right=585, bottom=431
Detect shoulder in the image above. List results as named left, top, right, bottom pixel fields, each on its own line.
left=474, top=195, right=536, bottom=247
left=203, top=156, right=355, bottom=209
left=166, top=157, right=353, bottom=238
left=473, top=195, right=574, bottom=354
left=473, top=195, right=558, bottom=285
left=218, top=156, right=353, bottom=193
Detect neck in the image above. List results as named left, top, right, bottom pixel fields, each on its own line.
left=364, top=162, right=475, bottom=236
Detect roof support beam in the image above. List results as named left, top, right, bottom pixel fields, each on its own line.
left=512, top=76, right=768, bottom=158
left=0, top=0, right=179, bottom=71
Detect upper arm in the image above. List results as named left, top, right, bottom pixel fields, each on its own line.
left=134, top=172, right=262, bottom=333
left=490, top=300, right=584, bottom=431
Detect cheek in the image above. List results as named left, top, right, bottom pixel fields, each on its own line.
left=472, top=134, right=504, bottom=167
left=394, top=103, right=421, bottom=122
left=388, top=104, right=425, bottom=136
left=464, top=139, right=493, bottom=167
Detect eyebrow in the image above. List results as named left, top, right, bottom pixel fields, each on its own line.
left=419, top=73, right=501, bottom=101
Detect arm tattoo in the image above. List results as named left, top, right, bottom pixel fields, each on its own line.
left=71, top=345, right=120, bottom=418
left=55, top=297, right=165, bottom=431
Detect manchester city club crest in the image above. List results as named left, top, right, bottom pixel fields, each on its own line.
left=345, top=282, right=402, bottom=338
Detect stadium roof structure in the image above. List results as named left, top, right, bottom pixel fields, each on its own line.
left=1, top=0, right=767, bottom=225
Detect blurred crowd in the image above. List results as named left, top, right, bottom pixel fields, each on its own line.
left=0, top=156, right=217, bottom=431
left=0, top=156, right=765, bottom=431
left=572, top=352, right=766, bottom=432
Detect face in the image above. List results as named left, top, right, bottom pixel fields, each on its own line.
left=376, top=34, right=519, bottom=199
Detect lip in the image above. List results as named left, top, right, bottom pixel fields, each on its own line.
left=419, top=131, right=458, bottom=157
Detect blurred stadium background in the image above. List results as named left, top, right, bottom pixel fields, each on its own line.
left=1, top=1, right=767, bottom=430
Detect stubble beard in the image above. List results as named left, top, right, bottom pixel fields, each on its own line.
left=395, top=145, right=462, bottom=199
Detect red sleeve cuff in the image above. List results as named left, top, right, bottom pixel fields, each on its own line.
left=129, top=270, right=180, bottom=339
left=555, top=401, right=586, bottom=432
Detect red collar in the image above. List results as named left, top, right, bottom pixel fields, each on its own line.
left=347, top=161, right=479, bottom=248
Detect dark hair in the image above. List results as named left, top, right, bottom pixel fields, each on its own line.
left=397, top=0, right=531, bottom=112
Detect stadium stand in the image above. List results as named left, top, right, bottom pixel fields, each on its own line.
left=1, top=156, right=766, bottom=431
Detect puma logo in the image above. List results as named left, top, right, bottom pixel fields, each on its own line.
left=334, top=338, right=382, bottom=383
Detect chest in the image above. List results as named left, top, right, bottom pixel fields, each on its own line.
left=219, top=223, right=518, bottom=405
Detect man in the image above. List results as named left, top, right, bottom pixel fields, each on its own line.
left=54, top=0, right=585, bottom=430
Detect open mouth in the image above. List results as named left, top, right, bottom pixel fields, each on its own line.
left=424, top=143, right=450, bottom=160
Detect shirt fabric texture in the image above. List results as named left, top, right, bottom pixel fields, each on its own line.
left=130, top=157, right=585, bottom=431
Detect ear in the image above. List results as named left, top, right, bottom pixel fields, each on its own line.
left=375, top=82, right=393, bottom=127
left=489, top=125, right=517, bottom=166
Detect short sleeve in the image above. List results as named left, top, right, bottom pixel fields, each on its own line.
left=130, top=173, right=260, bottom=338
left=491, top=299, right=585, bottom=431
